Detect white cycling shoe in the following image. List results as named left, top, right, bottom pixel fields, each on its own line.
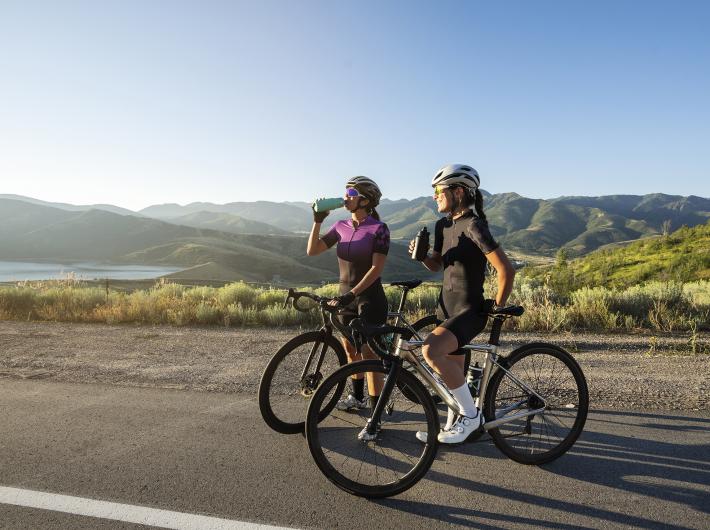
left=336, top=393, right=368, bottom=411
left=437, top=412, right=483, bottom=444
left=358, top=421, right=381, bottom=441
left=415, top=427, right=447, bottom=444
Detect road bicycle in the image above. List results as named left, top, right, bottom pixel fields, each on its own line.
left=258, top=280, right=442, bottom=434
left=305, top=303, right=589, bottom=498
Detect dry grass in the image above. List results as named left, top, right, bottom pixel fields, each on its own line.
left=0, top=278, right=708, bottom=334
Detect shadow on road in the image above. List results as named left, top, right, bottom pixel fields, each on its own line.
left=375, top=409, right=709, bottom=529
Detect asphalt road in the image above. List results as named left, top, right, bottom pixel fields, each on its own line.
left=0, top=379, right=708, bottom=529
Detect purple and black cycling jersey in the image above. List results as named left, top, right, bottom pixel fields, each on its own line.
left=322, top=216, right=390, bottom=292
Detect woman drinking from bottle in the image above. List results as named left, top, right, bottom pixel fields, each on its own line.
left=306, top=176, right=390, bottom=440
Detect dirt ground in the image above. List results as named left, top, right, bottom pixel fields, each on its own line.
left=1, top=320, right=708, bottom=410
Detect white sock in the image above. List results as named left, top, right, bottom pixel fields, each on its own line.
left=451, top=383, right=479, bottom=418
left=444, top=406, right=457, bottom=431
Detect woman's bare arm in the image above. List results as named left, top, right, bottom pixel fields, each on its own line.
left=306, top=222, right=329, bottom=256
left=486, top=247, right=516, bottom=305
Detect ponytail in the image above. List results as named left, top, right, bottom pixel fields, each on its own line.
left=474, top=189, right=486, bottom=220
left=369, top=207, right=380, bottom=221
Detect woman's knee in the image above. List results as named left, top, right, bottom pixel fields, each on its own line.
left=422, top=340, right=444, bottom=364
left=422, top=328, right=458, bottom=362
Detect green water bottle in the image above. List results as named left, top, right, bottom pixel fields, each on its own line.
left=313, top=197, right=345, bottom=212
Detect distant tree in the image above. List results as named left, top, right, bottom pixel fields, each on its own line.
left=555, top=248, right=568, bottom=268
left=662, top=219, right=672, bottom=237
left=551, top=247, right=575, bottom=296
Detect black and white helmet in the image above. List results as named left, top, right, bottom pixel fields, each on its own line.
left=346, top=176, right=382, bottom=207
left=431, top=164, right=480, bottom=190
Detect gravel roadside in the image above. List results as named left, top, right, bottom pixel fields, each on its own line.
left=1, top=320, right=708, bottom=410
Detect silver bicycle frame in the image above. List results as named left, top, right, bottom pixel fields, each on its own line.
left=394, top=339, right=546, bottom=431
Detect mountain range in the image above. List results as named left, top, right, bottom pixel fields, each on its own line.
left=0, top=198, right=430, bottom=283
left=1, top=192, right=708, bottom=283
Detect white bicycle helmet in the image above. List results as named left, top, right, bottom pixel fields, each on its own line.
left=431, top=164, right=480, bottom=190
left=346, top=176, right=382, bottom=206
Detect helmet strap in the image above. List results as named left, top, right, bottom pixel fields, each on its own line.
left=356, top=196, right=370, bottom=211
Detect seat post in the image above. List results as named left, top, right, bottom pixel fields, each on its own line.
left=396, top=287, right=409, bottom=314
left=488, top=316, right=504, bottom=346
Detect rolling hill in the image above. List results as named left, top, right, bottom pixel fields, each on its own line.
left=0, top=198, right=433, bottom=284
left=138, top=193, right=710, bottom=256
left=166, top=211, right=291, bottom=235
left=4, top=192, right=709, bottom=263
left=526, top=220, right=710, bottom=288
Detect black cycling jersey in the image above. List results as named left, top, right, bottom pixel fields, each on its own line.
left=433, top=209, right=499, bottom=346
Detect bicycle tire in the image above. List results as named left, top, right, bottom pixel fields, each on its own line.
left=484, top=343, right=588, bottom=465
left=306, top=360, right=439, bottom=498
left=258, top=331, right=347, bottom=434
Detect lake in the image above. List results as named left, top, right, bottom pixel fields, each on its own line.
left=0, top=261, right=182, bottom=282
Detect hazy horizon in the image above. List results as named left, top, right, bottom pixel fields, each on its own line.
left=3, top=189, right=710, bottom=214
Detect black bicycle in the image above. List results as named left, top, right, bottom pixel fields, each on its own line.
left=305, top=305, right=589, bottom=498
left=258, top=280, right=438, bottom=434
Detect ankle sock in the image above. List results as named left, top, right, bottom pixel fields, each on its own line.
left=352, top=378, right=365, bottom=401
left=451, top=383, right=478, bottom=417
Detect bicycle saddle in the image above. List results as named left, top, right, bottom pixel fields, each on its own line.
left=491, top=305, right=525, bottom=317
left=389, top=279, right=422, bottom=289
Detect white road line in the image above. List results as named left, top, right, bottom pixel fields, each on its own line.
left=0, top=486, right=292, bottom=530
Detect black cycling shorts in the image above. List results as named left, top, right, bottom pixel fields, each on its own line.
left=436, top=305, right=488, bottom=349
left=336, top=285, right=388, bottom=335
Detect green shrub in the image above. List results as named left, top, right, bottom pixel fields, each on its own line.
left=0, top=287, right=38, bottom=319
left=1, top=278, right=708, bottom=332
left=217, top=282, right=257, bottom=307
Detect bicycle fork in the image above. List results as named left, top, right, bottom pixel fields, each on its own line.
left=299, top=328, right=331, bottom=393
left=363, top=358, right=401, bottom=436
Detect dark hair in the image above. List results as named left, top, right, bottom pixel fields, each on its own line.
left=369, top=207, right=380, bottom=221
left=448, top=187, right=486, bottom=219
left=473, top=189, right=486, bottom=220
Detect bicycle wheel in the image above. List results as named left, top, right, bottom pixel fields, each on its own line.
left=258, top=331, right=347, bottom=434
left=484, top=343, right=588, bottom=465
left=306, top=360, right=439, bottom=498
left=399, top=314, right=472, bottom=404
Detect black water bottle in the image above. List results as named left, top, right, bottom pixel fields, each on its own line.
left=411, top=227, right=429, bottom=261
left=466, top=361, right=483, bottom=397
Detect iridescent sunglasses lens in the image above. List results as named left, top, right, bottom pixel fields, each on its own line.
left=345, top=187, right=360, bottom=198
left=434, top=185, right=449, bottom=196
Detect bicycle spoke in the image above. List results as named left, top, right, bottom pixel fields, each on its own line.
left=307, top=360, right=438, bottom=496
left=485, top=347, right=587, bottom=464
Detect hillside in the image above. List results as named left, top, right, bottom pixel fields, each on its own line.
left=527, top=220, right=710, bottom=288
left=4, top=192, right=710, bottom=260
left=140, top=201, right=316, bottom=232
left=139, top=193, right=710, bottom=256
left=0, top=194, right=139, bottom=217
left=167, top=211, right=291, bottom=235
left=0, top=198, right=432, bottom=284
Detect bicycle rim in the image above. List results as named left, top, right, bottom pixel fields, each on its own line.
left=484, top=345, right=588, bottom=465
left=306, top=361, right=439, bottom=498
left=258, top=332, right=346, bottom=434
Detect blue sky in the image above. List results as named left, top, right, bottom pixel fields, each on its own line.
left=1, top=0, right=708, bottom=210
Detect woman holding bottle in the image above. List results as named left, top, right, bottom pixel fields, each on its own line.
left=306, top=176, right=390, bottom=440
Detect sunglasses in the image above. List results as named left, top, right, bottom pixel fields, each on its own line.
left=433, top=185, right=451, bottom=197
left=345, top=187, right=360, bottom=198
